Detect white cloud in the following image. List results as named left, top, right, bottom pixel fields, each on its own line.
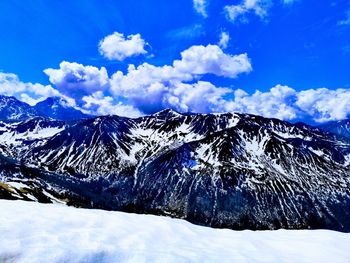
left=82, top=91, right=142, bottom=118
left=163, top=81, right=232, bottom=113
left=98, top=32, right=148, bottom=61
left=110, top=76, right=232, bottom=114
left=0, top=72, right=70, bottom=106
left=224, top=0, right=272, bottom=23
left=42, top=43, right=251, bottom=117
left=34, top=41, right=350, bottom=123
left=218, top=32, right=230, bottom=49
left=296, top=88, right=350, bottom=122
left=225, top=85, right=298, bottom=120
left=173, top=45, right=252, bottom=78
left=225, top=5, right=248, bottom=23
left=109, top=44, right=252, bottom=113
left=111, top=71, right=350, bottom=122
left=19, top=93, right=45, bottom=106
left=44, top=61, right=109, bottom=100
left=2, top=70, right=349, bottom=123
left=223, top=85, right=350, bottom=123
left=193, top=0, right=208, bottom=18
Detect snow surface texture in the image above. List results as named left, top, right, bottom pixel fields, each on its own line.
left=1, top=200, right=350, bottom=263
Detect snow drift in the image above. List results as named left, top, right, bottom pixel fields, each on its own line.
left=0, top=200, right=350, bottom=263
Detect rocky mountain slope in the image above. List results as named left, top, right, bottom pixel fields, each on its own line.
left=0, top=108, right=350, bottom=231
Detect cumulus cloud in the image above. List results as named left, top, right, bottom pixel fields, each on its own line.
left=111, top=71, right=350, bottom=122
left=173, top=45, right=252, bottom=78
left=3, top=71, right=349, bottom=123
left=0, top=72, right=71, bottom=106
left=109, top=44, right=252, bottom=113
left=224, top=85, right=350, bottom=123
left=42, top=44, right=251, bottom=116
left=218, top=32, right=230, bottom=49
left=295, top=88, right=350, bottom=122
left=43, top=61, right=139, bottom=116
left=98, top=32, right=148, bottom=61
left=38, top=42, right=350, bottom=123
left=110, top=76, right=232, bottom=114
left=224, top=0, right=272, bottom=23
left=163, top=81, right=232, bottom=113
left=193, top=0, right=208, bottom=18
left=44, top=61, right=109, bottom=100
left=82, top=91, right=142, bottom=118
left=225, top=85, right=298, bottom=120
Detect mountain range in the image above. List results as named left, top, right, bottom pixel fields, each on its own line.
left=0, top=95, right=90, bottom=121
left=0, top=95, right=350, bottom=231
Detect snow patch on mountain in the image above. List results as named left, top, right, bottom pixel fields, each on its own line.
left=0, top=118, right=65, bottom=146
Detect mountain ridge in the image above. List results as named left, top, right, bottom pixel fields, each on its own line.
left=0, top=95, right=90, bottom=121
left=0, top=99, right=350, bottom=231
left=0, top=103, right=350, bottom=231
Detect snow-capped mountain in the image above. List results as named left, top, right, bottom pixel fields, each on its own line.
left=319, top=119, right=350, bottom=139
left=34, top=97, right=91, bottom=121
left=0, top=95, right=40, bottom=121
left=0, top=95, right=89, bottom=122
left=1, top=109, right=350, bottom=231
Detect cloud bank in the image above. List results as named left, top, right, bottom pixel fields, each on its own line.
left=41, top=49, right=350, bottom=123
left=224, top=85, right=350, bottom=123
left=42, top=44, right=252, bottom=116
left=1, top=29, right=349, bottom=124
left=1, top=70, right=350, bottom=123
left=104, top=44, right=252, bottom=114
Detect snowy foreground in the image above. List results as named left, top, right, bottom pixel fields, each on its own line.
left=1, top=200, right=350, bottom=263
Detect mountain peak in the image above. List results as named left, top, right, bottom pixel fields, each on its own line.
left=153, top=108, right=182, bottom=118
left=0, top=95, right=39, bottom=121
left=34, top=97, right=90, bottom=121
left=37, top=96, right=71, bottom=108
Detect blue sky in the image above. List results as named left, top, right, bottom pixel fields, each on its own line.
left=0, top=0, right=349, bottom=123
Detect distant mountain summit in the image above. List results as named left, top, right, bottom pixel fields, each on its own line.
left=0, top=95, right=39, bottom=121
left=0, top=95, right=90, bottom=121
left=34, top=97, right=90, bottom=121
left=152, top=108, right=183, bottom=119
left=319, top=119, right=350, bottom=139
